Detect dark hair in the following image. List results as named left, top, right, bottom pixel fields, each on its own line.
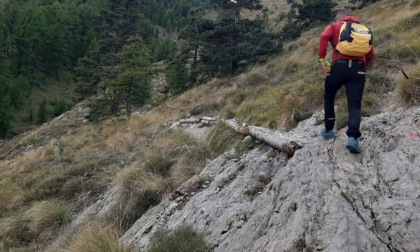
left=336, top=9, right=352, bottom=17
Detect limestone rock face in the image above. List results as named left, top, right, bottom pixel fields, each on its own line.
left=121, top=106, right=420, bottom=251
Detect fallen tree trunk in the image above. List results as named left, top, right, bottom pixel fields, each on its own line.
left=171, top=116, right=304, bottom=157
left=225, top=119, right=304, bottom=157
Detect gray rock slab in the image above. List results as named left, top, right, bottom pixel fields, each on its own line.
left=120, top=106, right=420, bottom=251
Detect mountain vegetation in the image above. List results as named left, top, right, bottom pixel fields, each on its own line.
left=0, top=0, right=284, bottom=138
left=0, top=0, right=419, bottom=250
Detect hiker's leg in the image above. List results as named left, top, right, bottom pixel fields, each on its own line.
left=345, top=65, right=366, bottom=139
left=324, top=65, right=345, bottom=131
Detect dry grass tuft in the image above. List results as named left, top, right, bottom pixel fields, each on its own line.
left=206, top=121, right=245, bottom=154
left=143, top=151, right=174, bottom=177
left=396, top=11, right=420, bottom=32
left=0, top=215, right=35, bottom=248
left=25, top=200, right=71, bottom=242
left=0, top=181, right=24, bottom=217
left=114, top=164, right=166, bottom=199
left=0, top=142, right=55, bottom=177
left=236, top=79, right=323, bottom=129
left=397, top=63, right=420, bottom=106
left=112, top=164, right=166, bottom=232
left=164, top=130, right=215, bottom=178
left=66, top=222, right=132, bottom=252
left=110, top=188, right=162, bottom=232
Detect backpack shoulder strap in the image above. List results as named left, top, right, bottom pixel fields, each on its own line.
left=330, top=21, right=346, bottom=49
left=339, top=22, right=354, bottom=43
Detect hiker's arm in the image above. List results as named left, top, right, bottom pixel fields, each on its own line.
left=319, top=25, right=334, bottom=75
left=318, top=25, right=334, bottom=59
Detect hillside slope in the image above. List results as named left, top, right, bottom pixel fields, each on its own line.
left=1, top=0, right=420, bottom=251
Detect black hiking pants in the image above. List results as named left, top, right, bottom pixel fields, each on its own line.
left=324, top=59, right=366, bottom=139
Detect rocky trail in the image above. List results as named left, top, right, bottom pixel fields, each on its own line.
left=46, top=106, right=420, bottom=252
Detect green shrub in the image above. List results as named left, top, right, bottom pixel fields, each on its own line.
left=167, top=59, right=191, bottom=95
left=50, top=99, right=73, bottom=117
left=149, top=226, right=211, bottom=252
left=276, top=12, right=287, bottom=22
left=28, top=174, right=67, bottom=200
left=411, top=0, right=420, bottom=7
left=85, top=98, right=113, bottom=122
left=37, top=99, right=50, bottom=124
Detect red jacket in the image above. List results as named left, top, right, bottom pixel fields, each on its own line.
left=318, top=16, right=375, bottom=66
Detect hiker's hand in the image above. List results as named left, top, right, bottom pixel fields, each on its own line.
left=320, top=62, right=331, bottom=76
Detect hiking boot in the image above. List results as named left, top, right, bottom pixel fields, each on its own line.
left=320, top=129, right=336, bottom=140
left=346, top=137, right=363, bottom=154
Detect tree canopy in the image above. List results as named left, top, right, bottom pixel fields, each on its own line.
left=281, top=0, right=335, bottom=41
left=0, top=0, right=336, bottom=137
left=211, top=0, right=263, bottom=21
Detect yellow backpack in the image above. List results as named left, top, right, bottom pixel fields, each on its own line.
left=335, top=22, right=373, bottom=57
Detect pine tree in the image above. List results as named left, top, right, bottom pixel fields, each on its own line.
left=108, top=37, right=157, bottom=117
left=75, top=0, right=156, bottom=103
left=281, top=0, right=335, bottom=41
left=37, top=99, right=49, bottom=124
left=166, top=58, right=190, bottom=94
left=179, top=8, right=211, bottom=82
left=297, top=0, right=336, bottom=27
left=200, top=19, right=281, bottom=76
left=211, top=0, right=263, bottom=22
left=0, top=22, right=24, bottom=138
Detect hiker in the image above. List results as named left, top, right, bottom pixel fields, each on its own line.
left=318, top=8, right=375, bottom=154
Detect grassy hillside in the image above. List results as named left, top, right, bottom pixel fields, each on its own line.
left=0, top=0, right=419, bottom=250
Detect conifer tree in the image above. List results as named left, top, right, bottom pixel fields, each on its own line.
left=211, top=0, right=263, bottom=22
left=281, top=0, right=335, bottom=40
left=297, top=0, right=335, bottom=26
left=166, top=58, right=190, bottom=94
left=179, top=8, right=211, bottom=82
left=37, top=99, right=49, bottom=124
left=109, top=37, right=157, bottom=117
left=200, top=19, right=281, bottom=76
left=0, top=22, right=24, bottom=138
